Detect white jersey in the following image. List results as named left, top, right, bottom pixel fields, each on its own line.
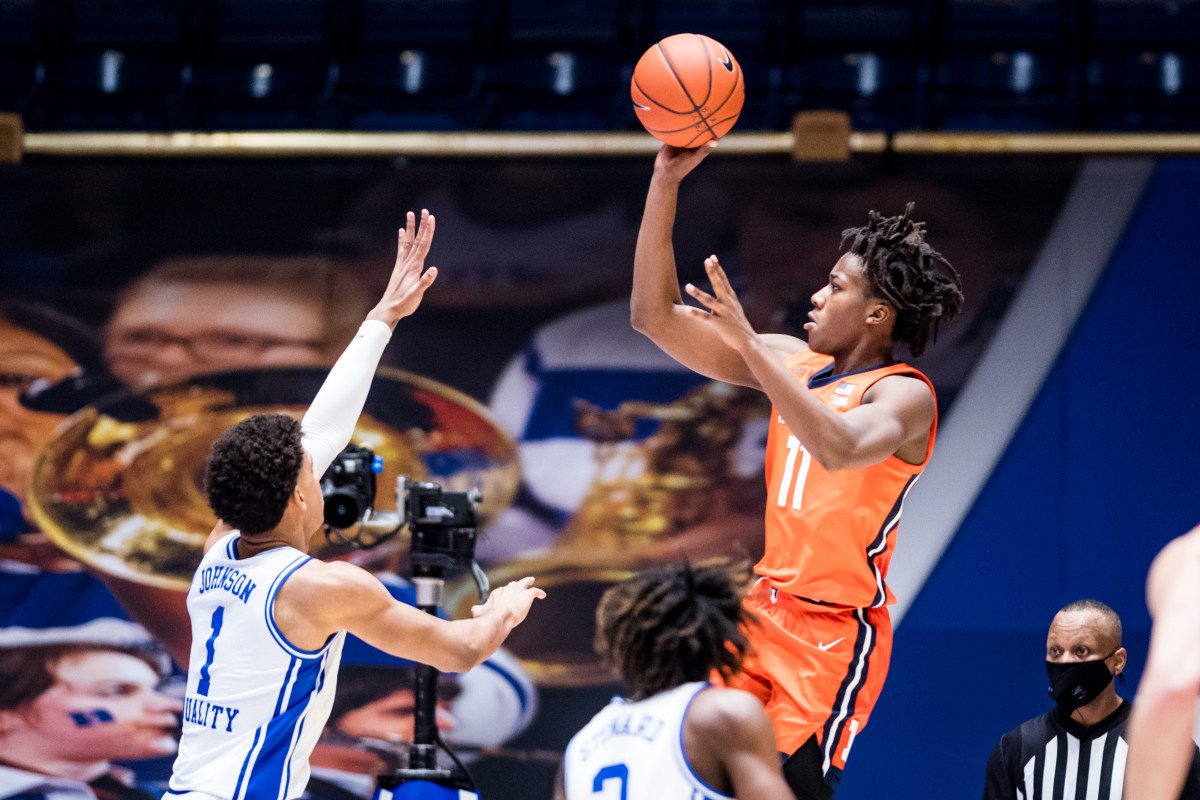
left=168, top=532, right=345, bottom=800
left=563, top=682, right=734, bottom=800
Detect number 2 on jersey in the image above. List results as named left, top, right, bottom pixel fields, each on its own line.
left=592, top=763, right=628, bottom=799
left=776, top=434, right=812, bottom=510
left=197, top=606, right=225, bottom=697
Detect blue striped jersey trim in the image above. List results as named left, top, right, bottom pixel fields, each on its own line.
left=244, top=655, right=325, bottom=800
left=677, top=684, right=736, bottom=800
left=263, top=555, right=329, bottom=659
left=233, top=656, right=298, bottom=800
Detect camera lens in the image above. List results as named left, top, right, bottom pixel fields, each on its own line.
left=324, top=490, right=362, bottom=529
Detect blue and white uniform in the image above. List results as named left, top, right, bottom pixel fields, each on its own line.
left=168, top=320, right=393, bottom=800
left=168, top=534, right=344, bottom=800
left=562, top=681, right=733, bottom=800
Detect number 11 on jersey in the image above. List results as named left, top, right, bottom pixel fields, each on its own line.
left=776, top=434, right=812, bottom=510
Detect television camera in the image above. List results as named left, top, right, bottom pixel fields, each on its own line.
left=321, top=443, right=488, bottom=800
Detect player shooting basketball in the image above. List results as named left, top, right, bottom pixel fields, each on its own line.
left=630, top=141, right=964, bottom=799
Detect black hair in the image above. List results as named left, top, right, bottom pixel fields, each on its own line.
left=1058, top=598, right=1123, bottom=645
left=0, top=301, right=103, bottom=371
left=840, top=203, right=965, bottom=357
left=205, top=413, right=304, bottom=536
left=594, top=560, right=755, bottom=698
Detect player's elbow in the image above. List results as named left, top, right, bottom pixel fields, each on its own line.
left=629, top=298, right=657, bottom=336
left=630, top=298, right=675, bottom=343
left=806, top=442, right=856, bottom=472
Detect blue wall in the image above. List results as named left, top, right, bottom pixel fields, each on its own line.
left=839, top=158, right=1200, bottom=798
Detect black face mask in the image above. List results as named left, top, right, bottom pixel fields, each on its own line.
left=1046, top=651, right=1125, bottom=713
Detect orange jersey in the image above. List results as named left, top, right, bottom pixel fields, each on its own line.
left=757, top=348, right=936, bottom=608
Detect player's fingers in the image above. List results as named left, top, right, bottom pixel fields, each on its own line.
left=684, top=282, right=715, bottom=309
left=414, top=211, right=435, bottom=251
left=704, top=255, right=734, bottom=297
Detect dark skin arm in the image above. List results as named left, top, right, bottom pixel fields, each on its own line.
left=685, top=687, right=797, bottom=800
left=631, top=141, right=802, bottom=388
left=685, top=256, right=934, bottom=470
left=633, top=144, right=933, bottom=471
left=554, top=687, right=795, bottom=800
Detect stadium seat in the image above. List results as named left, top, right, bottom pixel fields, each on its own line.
left=0, top=0, right=44, bottom=119
left=184, top=0, right=338, bottom=130
left=782, top=1, right=929, bottom=131
left=337, top=0, right=485, bottom=130
left=37, top=0, right=188, bottom=130
left=931, top=0, right=1075, bottom=131
left=482, top=0, right=637, bottom=130
left=1082, top=0, right=1200, bottom=129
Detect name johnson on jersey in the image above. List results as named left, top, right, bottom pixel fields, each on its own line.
left=196, top=564, right=257, bottom=603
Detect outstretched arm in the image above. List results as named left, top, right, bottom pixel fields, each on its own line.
left=301, top=210, right=438, bottom=474
left=279, top=560, right=545, bottom=673
left=631, top=143, right=802, bottom=388
left=1126, top=523, right=1200, bottom=800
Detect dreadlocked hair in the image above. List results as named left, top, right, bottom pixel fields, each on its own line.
left=840, top=202, right=964, bottom=357
left=594, top=560, right=756, bottom=699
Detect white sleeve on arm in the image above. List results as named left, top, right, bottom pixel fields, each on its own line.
left=301, top=320, right=392, bottom=475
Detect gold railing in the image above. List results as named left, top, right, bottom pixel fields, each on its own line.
left=5, top=112, right=1200, bottom=160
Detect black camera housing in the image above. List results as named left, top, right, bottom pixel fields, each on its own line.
left=320, top=445, right=482, bottom=568
left=320, top=443, right=378, bottom=530
left=403, top=479, right=481, bottom=569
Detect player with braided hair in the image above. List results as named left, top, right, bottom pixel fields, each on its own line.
left=630, top=142, right=964, bottom=799
left=556, top=562, right=796, bottom=800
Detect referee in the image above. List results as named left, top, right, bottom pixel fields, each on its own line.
left=983, top=599, right=1200, bottom=800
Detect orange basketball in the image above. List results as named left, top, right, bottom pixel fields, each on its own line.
left=631, top=33, right=745, bottom=148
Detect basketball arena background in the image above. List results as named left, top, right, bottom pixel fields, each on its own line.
left=2, top=2, right=1200, bottom=799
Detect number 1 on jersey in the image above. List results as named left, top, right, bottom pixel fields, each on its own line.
left=197, top=606, right=224, bottom=697
left=776, top=434, right=812, bottom=510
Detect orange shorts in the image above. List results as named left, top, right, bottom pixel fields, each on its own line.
left=722, top=578, right=893, bottom=782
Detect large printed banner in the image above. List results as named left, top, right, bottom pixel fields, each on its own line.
left=0, top=153, right=1079, bottom=800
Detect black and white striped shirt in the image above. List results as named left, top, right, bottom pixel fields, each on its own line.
left=983, top=701, right=1200, bottom=800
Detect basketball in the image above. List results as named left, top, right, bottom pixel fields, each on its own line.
left=631, top=33, right=745, bottom=148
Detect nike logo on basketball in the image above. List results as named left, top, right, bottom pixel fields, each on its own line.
left=717, top=48, right=735, bottom=72
left=817, top=638, right=845, bottom=651
left=633, top=102, right=651, bottom=111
